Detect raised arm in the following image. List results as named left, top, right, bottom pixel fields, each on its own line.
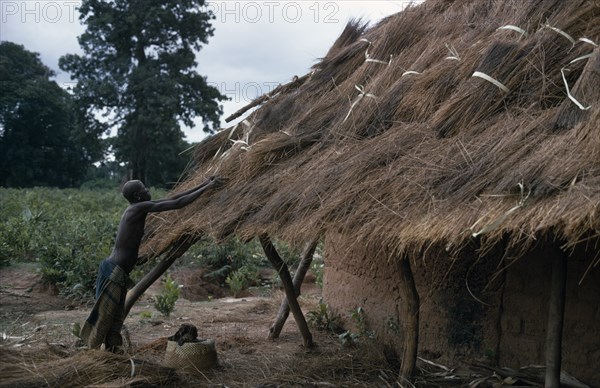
left=168, top=176, right=216, bottom=200
left=136, top=177, right=219, bottom=214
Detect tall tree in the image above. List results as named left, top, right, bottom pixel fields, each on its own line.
left=60, top=0, right=226, bottom=186
left=0, top=42, right=101, bottom=188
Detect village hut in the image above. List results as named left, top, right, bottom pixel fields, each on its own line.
left=131, top=0, right=599, bottom=385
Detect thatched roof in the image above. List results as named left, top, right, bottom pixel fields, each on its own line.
left=142, top=0, right=600, bottom=260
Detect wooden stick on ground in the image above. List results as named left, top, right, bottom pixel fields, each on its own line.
left=259, top=235, right=314, bottom=348
left=544, top=246, right=568, bottom=388
left=268, top=240, right=318, bottom=339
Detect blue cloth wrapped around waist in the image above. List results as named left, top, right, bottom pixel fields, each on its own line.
left=95, top=259, right=134, bottom=299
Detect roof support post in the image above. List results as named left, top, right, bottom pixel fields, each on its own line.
left=268, top=240, right=318, bottom=339
left=397, top=256, right=419, bottom=383
left=124, top=236, right=198, bottom=316
left=544, top=246, right=568, bottom=388
left=259, top=235, right=314, bottom=348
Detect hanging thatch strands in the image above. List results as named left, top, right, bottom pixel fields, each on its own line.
left=366, top=52, right=393, bottom=65
left=577, top=37, right=598, bottom=47
left=496, top=25, right=528, bottom=37
left=444, top=43, right=460, bottom=61
left=543, top=23, right=575, bottom=44
left=129, top=358, right=136, bottom=378
left=361, top=38, right=393, bottom=65
left=230, top=139, right=250, bottom=148
left=470, top=183, right=531, bottom=238
left=140, top=0, right=600, bottom=283
left=212, top=124, right=241, bottom=161
left=471, top=71, right=509, bottom=93
left=561, top=53, right=594, bottom=110
left=343, top=84, right=376, bottom=122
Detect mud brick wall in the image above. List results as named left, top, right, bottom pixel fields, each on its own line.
left=499, top=245, right=600, bottom=385
left=322, top=234, right=600, bottom=386
left=322, top=234, right=503, bottom=362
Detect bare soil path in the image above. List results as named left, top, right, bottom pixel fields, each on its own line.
left=0, top=263, right=395, bottom=387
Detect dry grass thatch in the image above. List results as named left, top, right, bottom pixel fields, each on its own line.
left=141, top=0, right=600, bottom=261
left=4, top=341, right=575, bottom=388
left=0, top=345, right=177, bottom=387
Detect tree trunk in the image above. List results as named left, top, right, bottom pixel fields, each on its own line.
left=544, top=247, right=568, bottom=388
left=124, top=236, right=198, bottom=316
left=259, top=235, right=314, bottom=348
left=269, top=240, right=318, bottom=339
left=398, top=257, right=420, bottom=382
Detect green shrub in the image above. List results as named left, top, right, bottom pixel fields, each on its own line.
left=154, top=274, right=180, bottom=317
left=188, top=237, right=265, bottom=270
left=139, top=311, right=152, bottom=319
left=306, top=299, right=343, bottom=333
left=225, top=264, right=259, bottom=296
left=310, top=260, right=324, bottom=289
left=271, top=239, right=301, bottom=269
left=349, top=307, right=374, bottom=339
left=188, top=237, right=300, bottom=271
left=0, top=187, right=124, bottom=295
left=335, top=307, right=375, bottom=347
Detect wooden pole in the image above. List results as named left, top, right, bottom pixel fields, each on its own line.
left=269, top=240, right=318, bottom=339
left=544, top=247, right=568, bottom=388
left=124, top=236, right=198, bottom=316
left=397, top=257, right=420, bottom=382
left=259, top=235, right=314, bottom=348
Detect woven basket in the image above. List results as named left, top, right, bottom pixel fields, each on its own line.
left=163, top=339, right=218, bottom=372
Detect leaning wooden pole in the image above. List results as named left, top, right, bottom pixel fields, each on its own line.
left=259, top=235, right=314, bottom=348
left=269, top=240, right=318, bottom=339
left=544, top=247, right=568, bottom=388
left=397, top=256, right=420, bottom=382
left=124, top=236, right=198, bottom=316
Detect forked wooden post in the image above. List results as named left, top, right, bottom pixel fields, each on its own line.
left=544, top=247, right=568, bottom=388
left=259, top=235, right=314, bottom=348
left=124, top=236, right=198, bottom=316
left=397, top=256, right=420, bottom=382
left=269, top=240, right=318, bottom=339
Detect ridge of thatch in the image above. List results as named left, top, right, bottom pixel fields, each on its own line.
left=141, top=0, right=600, bottom=261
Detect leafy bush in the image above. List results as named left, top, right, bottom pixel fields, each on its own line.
left=188, top=237, right=265, bottom=271
left=335, top=307, right=375, bottom=347
left=0, top=187, right=171, bottom=296
left=188, top=237, right=302, bottom=270
left=0, top=187, right=123, bottom=294
left=307, top=299, right=343, bottom=333
left=310, top=260, right=324, bottom=289
left=225, top=264, right=260, bottom=296
left=154, top=274, right=180, bottom=316
left=348, top=307, right=374, bottom=339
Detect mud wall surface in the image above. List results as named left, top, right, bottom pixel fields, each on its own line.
left=322, top=234, right=599, bottom=385
left=499, top=244, right=600, bottom=385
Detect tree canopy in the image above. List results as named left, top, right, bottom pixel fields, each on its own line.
left=60, top=0, right=226, bottom=186
left=0, top=42, right=101, bottom=188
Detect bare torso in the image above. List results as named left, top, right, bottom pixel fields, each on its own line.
left=104, top=177, right=218, bottom=275
left=106, top=205, right=147, bottom=274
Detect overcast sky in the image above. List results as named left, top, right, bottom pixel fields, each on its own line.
left=1, top=1, right=419, bottom=142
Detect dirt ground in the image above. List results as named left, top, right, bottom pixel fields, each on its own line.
left=0, top=262, right=409, bottom=387
left=1, top=263, right=559, bottom=388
